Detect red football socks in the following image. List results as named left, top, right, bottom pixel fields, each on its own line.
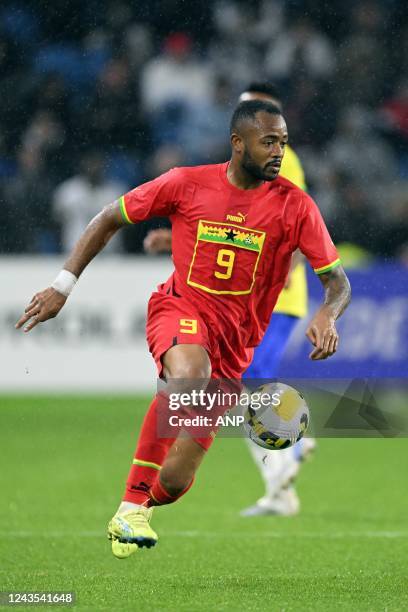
left=123, top=395, right=174, bottom=505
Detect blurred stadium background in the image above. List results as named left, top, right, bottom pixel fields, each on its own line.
left=0, top=2, right=407, bottom=609
left=0, top=0, right=407, bottom=390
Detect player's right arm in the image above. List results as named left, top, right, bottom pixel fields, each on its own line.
left=16, top=168, right=183, bottom=332
left=15, top=201, right=127, bottom=332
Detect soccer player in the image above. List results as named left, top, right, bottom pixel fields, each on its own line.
left=239, top=83, right=312, bottom=516
left=144, top=82, right=313, bottom=516
left=16, top=100, right=351, bottom=559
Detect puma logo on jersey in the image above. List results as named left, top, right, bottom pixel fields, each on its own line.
left=226, top=212, right=247, bottom=223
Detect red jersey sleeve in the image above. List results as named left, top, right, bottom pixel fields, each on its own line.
left=298, top=193, right=340, bottom=274
left=119, top=168, right=182, bottom=224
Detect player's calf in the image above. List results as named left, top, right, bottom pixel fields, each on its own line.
left=149, top=436, right=205, bottom=504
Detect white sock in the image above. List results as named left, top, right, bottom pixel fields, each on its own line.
left=245, top=438, right=283, bottom=498
left=117, top=501, right=143, bottom=514
left=245, top=439, right=300, bottom=500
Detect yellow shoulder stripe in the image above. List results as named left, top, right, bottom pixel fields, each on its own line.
left=314, top=258, right=341, bottom=275
left=119, top=195, right=133, bottom=224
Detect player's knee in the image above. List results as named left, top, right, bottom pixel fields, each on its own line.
left=163, top=345, right=211, bottom=383
left=165, top=369, right=210, bottom=400
left=171, top=361, right=211, bottom=380
left=165, top=363, right=211, bottom=398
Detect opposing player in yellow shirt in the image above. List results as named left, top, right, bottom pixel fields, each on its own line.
left=238, top=83, right=315, bottom=517
left=144, top=82, right=316, bottom=516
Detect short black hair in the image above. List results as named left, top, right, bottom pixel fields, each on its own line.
left=243, top=81, right=281, bottom=102
left=230, top=100, right=282, bottom=134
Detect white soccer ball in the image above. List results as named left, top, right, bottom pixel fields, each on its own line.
left=244, top=382, right=309, bottom=450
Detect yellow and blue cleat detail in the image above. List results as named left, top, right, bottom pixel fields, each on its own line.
left=108, top=507, right=158, bottom=559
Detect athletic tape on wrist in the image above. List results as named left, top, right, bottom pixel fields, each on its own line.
left=51, top=270, right=78, bottom=297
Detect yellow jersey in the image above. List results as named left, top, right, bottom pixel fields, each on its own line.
left=273, top=145, right=308, bottom=318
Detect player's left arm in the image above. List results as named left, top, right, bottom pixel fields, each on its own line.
left=283, top=248, right=304, bottom=289
left=144, top=227, right=172, bottom=254
left=297, top=193, right=351, bottom=360
left=306, top=265, right=351, bottom=360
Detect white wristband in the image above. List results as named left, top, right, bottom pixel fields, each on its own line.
left=51, top=270, right=78, bottom=297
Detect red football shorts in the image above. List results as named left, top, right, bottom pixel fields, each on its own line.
left=146, top=291, right=211, bottom=376
left=146, top=291, right=251, bottom=449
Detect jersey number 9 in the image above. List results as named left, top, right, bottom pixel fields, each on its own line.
left=214, top=249, right=235, bottom=280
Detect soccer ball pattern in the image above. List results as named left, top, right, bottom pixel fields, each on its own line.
left=244, top=383, right=309, bottom=450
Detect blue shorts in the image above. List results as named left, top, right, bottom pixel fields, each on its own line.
left=243, top=313, right=299, bottom=379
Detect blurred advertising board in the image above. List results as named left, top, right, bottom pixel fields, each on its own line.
left=0, top=256, right=173, bottom=392
left=279, top=265, right=408, bottom=378
left=0, top=258, right=406, bottom=392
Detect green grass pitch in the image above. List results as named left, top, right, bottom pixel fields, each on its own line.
left=0, top=396, right=407, bottom=611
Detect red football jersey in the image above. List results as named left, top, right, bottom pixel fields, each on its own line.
left=120, top=162, right=339, bottom=364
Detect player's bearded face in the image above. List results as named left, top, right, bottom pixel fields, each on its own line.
left=241, top=145, right=280, bottom=182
